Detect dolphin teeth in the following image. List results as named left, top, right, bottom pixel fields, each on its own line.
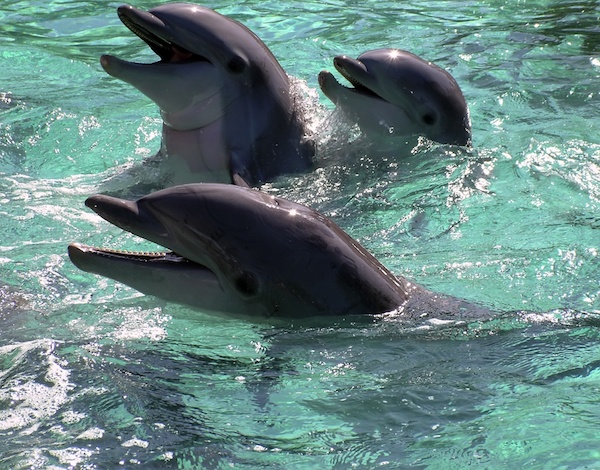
left=71, top=243, right=192, bottom=264
left=98, top=247, right=168, bottom=257
left=337, top=72, right=380, bottom=98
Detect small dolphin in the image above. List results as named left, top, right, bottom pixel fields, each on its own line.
left=101, top=3, right=314, bottom=186
left=68, top=184, right=488, bottom=319
left=318, top=49, right=472, bottom=146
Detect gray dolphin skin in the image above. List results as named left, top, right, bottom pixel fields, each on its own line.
left=101, top=3, right=314, bottom=186
left=68, top=184, right=488, bottom=319
left=318, top=49, right=472, bottom=146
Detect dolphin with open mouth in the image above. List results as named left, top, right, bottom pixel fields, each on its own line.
left=318, top=49, right=472, bottom=146
left=68, top=184, right=489, bottom=320
left=101, top=3, right=314, bottom=187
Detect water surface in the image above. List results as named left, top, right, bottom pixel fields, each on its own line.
left=1, top=0, right=599, bottom=467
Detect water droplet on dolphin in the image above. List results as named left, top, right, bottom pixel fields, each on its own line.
left=378, top=120, right=394, bottom=134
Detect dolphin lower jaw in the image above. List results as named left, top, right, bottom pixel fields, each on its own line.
left=68, top=243, right=215, bottom=284
left=68, top=243, right=274, bottom=316
left=67, top=243, right=250, bottom=314
left=325, top=85, right=420, bottom=137
left=67, top=243, right=221, bottom=295
left=100, top=56, right=231, bottom=123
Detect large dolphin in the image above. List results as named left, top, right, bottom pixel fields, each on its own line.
left=68, top=184, right=488, bottom=319
left=101, top=3, right=314, bottom=186
left=318, top=49, right=472, bottom=146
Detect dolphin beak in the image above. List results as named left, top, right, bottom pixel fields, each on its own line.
left=69, top=192, right=215, bottom=281
left=318, top=55, right=384, bottom=103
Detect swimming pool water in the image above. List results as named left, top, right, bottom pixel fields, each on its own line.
left=1, top=0, right=599, bottom=467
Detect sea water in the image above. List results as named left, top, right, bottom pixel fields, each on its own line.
left=1, top=0, right=599, bottom=467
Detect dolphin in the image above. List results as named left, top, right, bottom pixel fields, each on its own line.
left=101, top=3, right=314, bottom=187
left=318, top=49, right=472, bottom=146
left=68, top=184, right=489, bottom=320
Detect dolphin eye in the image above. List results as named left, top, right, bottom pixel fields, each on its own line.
left=422, top=113, right=437, bottom=126
left=234, top=271, right=259, bottom=298
left=227, top=56, right=247, bottom=74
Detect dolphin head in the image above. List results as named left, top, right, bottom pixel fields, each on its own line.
left=318, top=49, right=472, bottom=146
left=100, top=3, right=289, bottom=131
left=69, top=184, right=408, bottom=318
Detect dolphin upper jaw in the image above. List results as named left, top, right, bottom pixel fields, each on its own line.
left=320, top=55, right=411, bottom=108
left=332, top=56, right=384, bottom=99
left=85, top=193, right=203, bottom=264
left=84, top=194, right=166, bottom=241
left=103, top=4, right=256, bottom=83
left=116, top=4, right=196, bottom=63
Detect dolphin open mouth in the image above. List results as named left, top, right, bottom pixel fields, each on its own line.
left=114, top=4, right=207, bottom=64
left=68, top=193, right=212, bottom=274
left=324, top=55, right=384, bottom=100
left=68, top=244, right=191, bottom=265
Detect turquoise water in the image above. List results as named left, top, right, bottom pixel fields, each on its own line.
left=1, top=0, right=599, bottom=467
